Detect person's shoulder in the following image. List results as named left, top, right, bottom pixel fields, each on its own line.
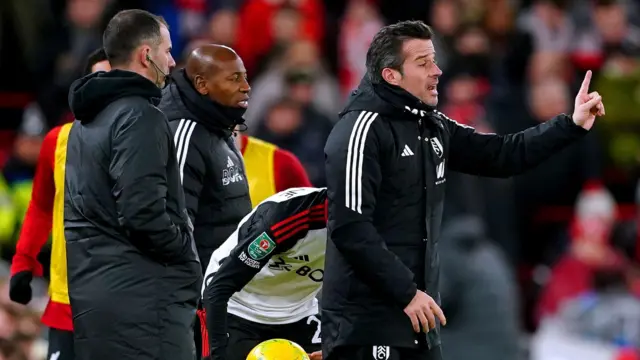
left=339, top=109, right=387, bottom=123
left=132, top=100, right=168, bottom=124
left=167, top=117, right=203, bottom=136
left=246, top=136, right=278, bottom=152
left=44, top=125, right=64, bottom=143
left=334, top=110, right=387, bottom=133
left=110, top=100, right=168, bottom=136
left=256, top=187, right=324, bottom=219
left=431, top=109, right=458, bottom=124
left=327, top=109, right=387, bottom=149
left=273, top=146, right=300, bottom=165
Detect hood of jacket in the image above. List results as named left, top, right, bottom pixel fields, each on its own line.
left=159, top=68, right=246, bottom=138
left=68, top=70, right=161, bottom=122
left=340, top=73, right=436, bottom=120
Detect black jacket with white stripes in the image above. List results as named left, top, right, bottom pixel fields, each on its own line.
left=159, top=69, right=252, bottom=270
left=322, top=75, right=589, bottom=355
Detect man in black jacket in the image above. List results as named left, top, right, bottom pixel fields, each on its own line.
left=322, top=20, right=605, bottom=360
left=64, top=9, right=201, bottom=360
left=158, top=44, right=252, bottom=359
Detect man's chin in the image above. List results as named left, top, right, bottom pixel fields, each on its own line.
left=424, top=96, right=438, bottom=107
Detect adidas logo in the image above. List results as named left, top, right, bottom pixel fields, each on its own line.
left=401, top=145, right=414, bottom=157
left=292, top=255, right=310, bottom=262
left=227, top=156, right=234, bottom=168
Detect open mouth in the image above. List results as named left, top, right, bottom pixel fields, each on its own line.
left=237, top=99, right=249, bottom=108
left=427, top=85, right=438, bottom=95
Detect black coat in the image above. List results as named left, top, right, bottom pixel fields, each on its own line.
left=64, top=70, right=202, bottom=360
left=321, top=76, right=588, bottom=357
left=159, top=69, right=252, bottom=271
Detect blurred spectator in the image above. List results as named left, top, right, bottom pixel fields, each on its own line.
left=429, top=0, right=460, bottom=73
left=572, top=0, right=640, bottom=73
left=557, top=270, right=640, bottom=349
left=34, top=0, right=109, bottom=127
left=0, top=110, right=47, bottom=258
left=337, top=0, right=384, bottom=97
left=514, top=78, right=602, bottom=267
left=243, top=39, right=341, bottom=132
left=178, top=9, right=239, bottom=68
left=593, top=44, right=640, bottom=171
left=206, top=9, right=238, bottom=47
left=529, top=51, right=572, bottom=84
left=234, top=0, right=325, bottom=76
left=2, top=108, right=47, bottom=233
left=483, top=0, right=517, bottom=42
left=536, top=183, right=621, bottom=322
left=516, top=0, right=576, bottom=84
left=12, top=311, right=40, bottom=360
left=450, top=26, right=493, bottom=79
left=0, top=338, right=28, bottom=360
left=439, top=26, right=493, bottom=106
left=517, top=0, right=575, bottom=54
left=0, top=178, right=16, bottom=251
left=441, top=73, right=490, bottom=131
left=0, top=304, right=18, bottom=340
left=440, top=216, right=521, bottom=360
left=0, top=297, right=42, bottom=360
left=254, top=95, right=332, bottom=186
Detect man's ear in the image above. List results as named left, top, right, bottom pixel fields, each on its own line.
left=138, top=46, right=152, bottom=68
left=382, top=68, right=402, bottom=86
left=194, top=75, right=208, bottom=95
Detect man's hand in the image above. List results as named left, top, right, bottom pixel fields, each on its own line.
left=403, top=290, right=446, bottom=333
left=572, top=70, right=605, bottom=130
left=308, top=351, right=322, bottom=360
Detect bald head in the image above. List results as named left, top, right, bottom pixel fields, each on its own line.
left=185, top=44, right=239, bottom=80
left=185, top=44, right=251, bottom=108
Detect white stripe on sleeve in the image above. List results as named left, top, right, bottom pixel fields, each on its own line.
left=344, top=111, right=378, bottom=214
left=173, top=118, right=197, bottom=184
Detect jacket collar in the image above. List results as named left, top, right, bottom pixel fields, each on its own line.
left=162, top=69, right=246, bottom=137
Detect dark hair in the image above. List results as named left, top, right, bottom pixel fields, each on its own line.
left=83, top=48, right=108, bottom=75
left=366, top=20, right=434, bottom=84
left=102, top=9, right=168, bottom=67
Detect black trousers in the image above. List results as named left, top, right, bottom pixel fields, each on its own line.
left=224, top=313, right=322, bottom=360
left=328, top=345, right=443, bottom=360
left=48, top=328, right=75, bottom=360
left=72, top=302, right=196, bottom=360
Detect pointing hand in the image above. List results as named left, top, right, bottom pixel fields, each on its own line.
left=572, top=70, right=605, bottom=130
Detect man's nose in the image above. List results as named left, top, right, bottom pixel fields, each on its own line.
left=433, top=63, right=443, bottom=77
left=240, top=80, right=251, bottom=93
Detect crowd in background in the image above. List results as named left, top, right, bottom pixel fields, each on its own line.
left=0, top=0, right=639, bottom=359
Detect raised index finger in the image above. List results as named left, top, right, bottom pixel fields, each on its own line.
left=579, top=70, right=592, bottom=95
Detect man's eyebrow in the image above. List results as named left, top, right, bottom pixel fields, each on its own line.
left=415, top=54, right=435, bottom=61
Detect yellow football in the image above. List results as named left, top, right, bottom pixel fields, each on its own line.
left=246, top=338, right=310, bottom=360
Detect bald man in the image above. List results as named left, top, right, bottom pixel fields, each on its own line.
left=159, top=44, right=253, bottom=359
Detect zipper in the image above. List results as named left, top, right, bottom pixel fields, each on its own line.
left=417, top=119, right=428, bottom=244
left=419, top=117, right=432, bottom=349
